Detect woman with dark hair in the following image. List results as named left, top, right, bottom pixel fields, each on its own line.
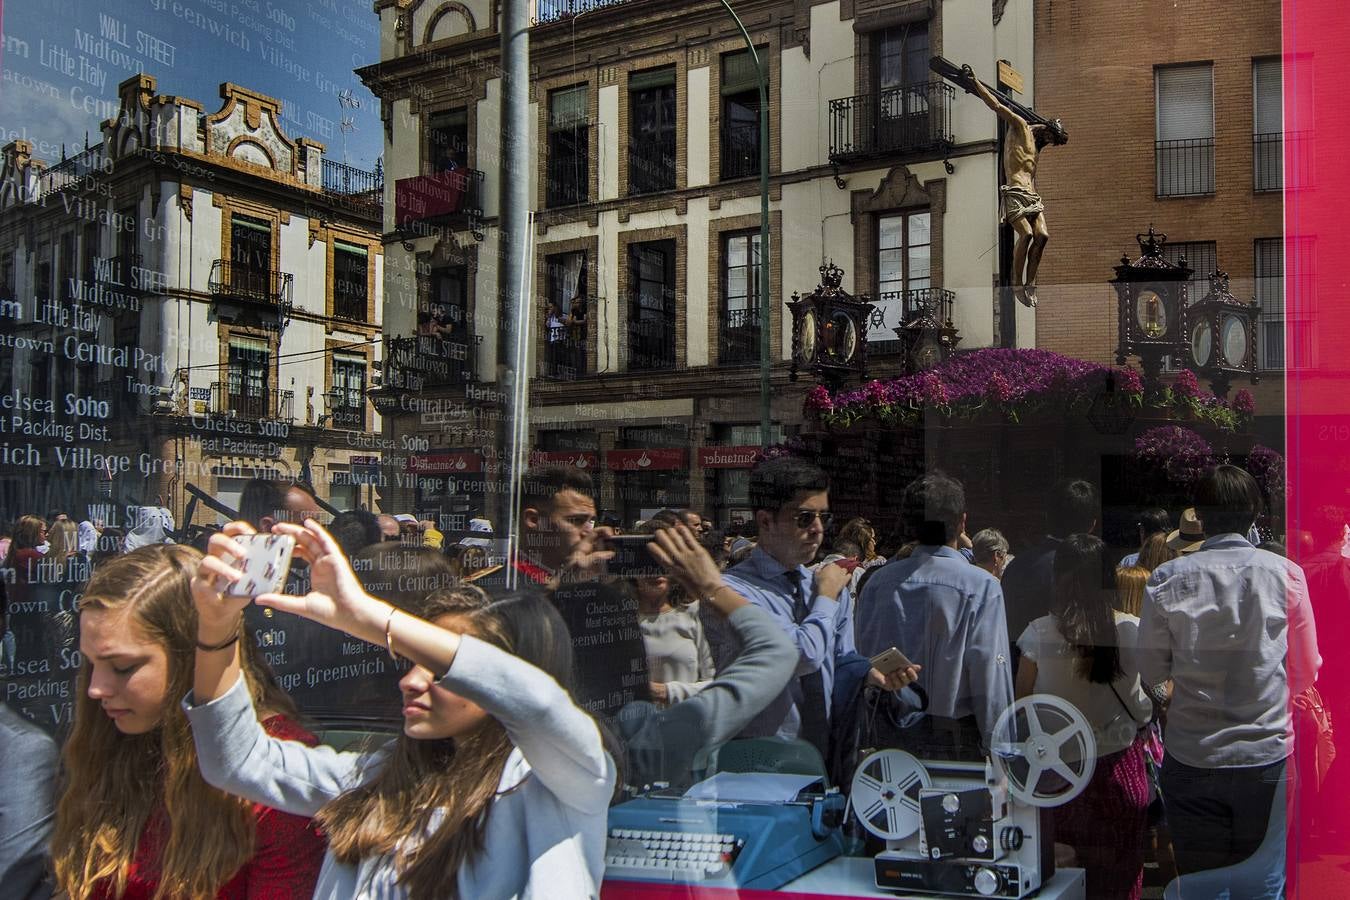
left=187, top=520, right=615, bottom=900
left=5, top=516, right=47, bottom=585
left=50, top=544, right=324, bottom=900
left=628, top=521, right=716, bottom=706
left=1015, top=534, right=1153, bottom=900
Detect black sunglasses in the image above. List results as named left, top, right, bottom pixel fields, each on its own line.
left=792, top=510, right=833, bottom=529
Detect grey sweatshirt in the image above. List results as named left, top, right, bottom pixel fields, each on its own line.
left=184, top=635, right=616, bottom=900
left=618, top=603, right=799, bottom=790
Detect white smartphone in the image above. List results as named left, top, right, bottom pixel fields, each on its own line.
left=226, top=533, right=296, bottom=598
left=869, top=646, right=915, bottom=676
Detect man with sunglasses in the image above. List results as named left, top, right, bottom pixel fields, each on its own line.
left=721, top=457, right=915, bottom=759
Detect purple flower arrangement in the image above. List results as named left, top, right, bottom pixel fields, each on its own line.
left=1232, top=389, right=1256, bottom=417
left=1134, top=425, right=1217, bottom=488
left=1245, top=444, right=1285, bottom=497
left=808, top=349, right=1254, bottom=432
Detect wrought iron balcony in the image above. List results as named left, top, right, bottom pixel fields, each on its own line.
left=1155, top=138, right=1215, bottom=197
left=869, top=288, right=957, bottom=355
left=721, top=121, right=761, bottom=180
left=542, top=329, right=588, bottom=380
left=534, top=0, right=636, bottom=25
left=394, top=168, right=485, bottom=232
left=627, top=317, right=677, bottom=371
left=321, top=158, right=383, bottom=216
left=629, top=134, right=677, bottom=195
left=40, top=144, right=109, bottom=199
left=382, top=334, right=480, bottom=393
left=325, top=390, right=366, bottom=431
left=718, top=306, right=761, bottom=364
left=1253, top=131, right=1311, bottom=193
left=209, top=382, right=295, bottom=421
left=208, top=260, right=294, bottom=308
left=829, top=81, right=954, bottom=164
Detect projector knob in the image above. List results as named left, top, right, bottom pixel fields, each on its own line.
left=973, top=867, right=1002, bottom=896
left=972, top=834, right=990, bottom=854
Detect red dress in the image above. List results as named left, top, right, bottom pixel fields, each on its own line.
left=91, top=716, right=326, bottom=900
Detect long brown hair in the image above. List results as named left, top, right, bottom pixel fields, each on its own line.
left=1114, top=565, right=1149, bottom=616
left=318, top=586, right=576, bottom=900
left=5, top=514, right=45, bottom=570
left=1137, top=531, right=1178, bottom=572
left=52, top=544, right=289, bottom=900
left=1050, top=534, right=1122, bottom=684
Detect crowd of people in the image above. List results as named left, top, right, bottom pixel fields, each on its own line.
left=0, top=455, right=1326, bottom=900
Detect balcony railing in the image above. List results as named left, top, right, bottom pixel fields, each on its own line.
left=546, top=139, right=589, bottom=208
left=1254, top=131, right=1312, bottom=193
left=383, top=334, right=479, bottom=392
left=321, top=158, right=383, bottom=215
left=394, top=169, right=485, bottom=232
left=870, top=288, right=957, bottom=354
left=208, top=260, right=294, bottom=308
left=542, top=328, right=588, bottom=380
left=627, top=317, right=676, bottom=371
left=829, top=81, right=955, bottom=164
left=209, top=382, right=295, bottom=421
left=1156, top=138, right=1215, bottom=197
left=629, top=133, right=676, bottom=195
left=718, top=307, right=761, bottom=364
left=721, top=121, right=761, bottom=180
left=534, top=0, right=635, bottom=25
left=326, top=392, right=366, bottom=430
left=40, top=144, right=109, bottom=199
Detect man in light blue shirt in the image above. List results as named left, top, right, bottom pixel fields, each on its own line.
left=858, top=473, right=1013, bottom=756
left=1137, top=465, right=1320, bottom=888
left=722, top=457, right=909, bottom=756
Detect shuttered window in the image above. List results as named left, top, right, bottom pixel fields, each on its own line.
left=1156, top=64, right=1215, bottom=196
left=1156, top=65, right=1214, bottom=140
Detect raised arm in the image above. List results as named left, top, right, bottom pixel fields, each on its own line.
left=964, top=64, right=1022, bottom=127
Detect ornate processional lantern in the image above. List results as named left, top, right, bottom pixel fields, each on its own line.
left=1183, top=270, right=1260, bottom=399
left=787, top=263, right=876, bottom=389
left=1111, top=226, right=1191, bottom=393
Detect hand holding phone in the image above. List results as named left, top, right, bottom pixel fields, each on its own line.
left=869, top=646, right=916, bottom=676
left=225, top=533, right=296, bottom=598
left=605, top=534, right=663, bottom=577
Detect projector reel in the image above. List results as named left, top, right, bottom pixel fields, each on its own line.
left=850, top=749, right=931, bottom=840
left=990, top=693, right=1097, bottom=808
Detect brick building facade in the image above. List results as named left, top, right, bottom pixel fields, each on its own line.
left=1033, top=0, right=1287, bottom=426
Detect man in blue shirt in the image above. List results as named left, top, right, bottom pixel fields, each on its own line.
left=721, top=457, right=912, bottom=757
left=858, top=473, right=1014, bottom=758
left=1138, top=465, right=1320, bottom=886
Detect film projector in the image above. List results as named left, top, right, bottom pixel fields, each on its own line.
left=850, top=695, right=1096, bottom=898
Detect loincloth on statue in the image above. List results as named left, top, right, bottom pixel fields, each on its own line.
left=1000, top=184, right=1045, bottom=226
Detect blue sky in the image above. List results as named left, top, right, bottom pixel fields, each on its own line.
left=0, top=0, right=383, bottom=169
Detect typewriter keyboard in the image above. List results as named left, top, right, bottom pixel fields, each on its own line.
left=604, top=828, right=744, bottom=882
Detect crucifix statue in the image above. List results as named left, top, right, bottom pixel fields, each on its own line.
left=931, top=58, right=1068, bottom=309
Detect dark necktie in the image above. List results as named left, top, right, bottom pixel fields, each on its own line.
left=786, top=569, right=831, bottom=759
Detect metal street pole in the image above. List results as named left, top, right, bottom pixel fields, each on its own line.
left=499, top=0, right=531, bottom=589
left=717, top=0, right=772, bottom=447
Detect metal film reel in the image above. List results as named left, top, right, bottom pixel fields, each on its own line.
left=850, top=749, right=931, bottom=840
left=990, top=694, right=1097, bottom=808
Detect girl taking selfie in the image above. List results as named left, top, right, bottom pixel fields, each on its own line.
left=51, top=544, right=325, bottom=900
left=186, top=519, right=616, bottom=900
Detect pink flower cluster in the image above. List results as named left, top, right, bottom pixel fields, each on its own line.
left=1134, top=425, right=1216, bottom=487
left=1173, top=369, right=1202, bottom=399
left=805, top=385, right=834, bottom=414
left=815, top=348, right=1140, bottom=423
left=1232, top=389, right=1256, bottom=416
